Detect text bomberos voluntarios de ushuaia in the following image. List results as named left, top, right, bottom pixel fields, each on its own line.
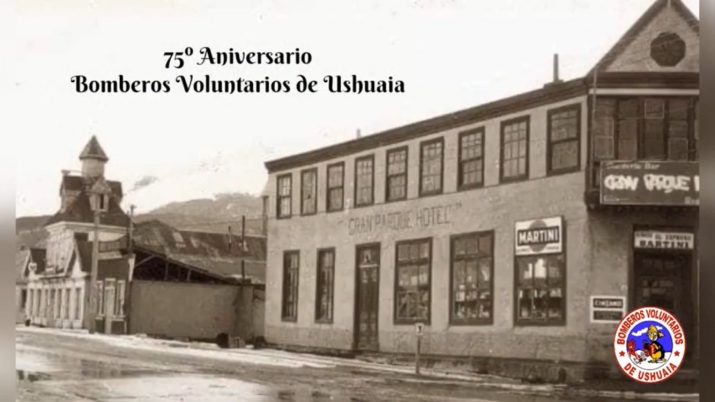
left=70, top=47, right=406, bottom=94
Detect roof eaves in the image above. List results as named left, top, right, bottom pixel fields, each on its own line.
left=264, top=77, right=587, bottom=173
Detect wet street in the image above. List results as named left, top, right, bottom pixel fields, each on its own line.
left=16, top=328, right=696, bottom=401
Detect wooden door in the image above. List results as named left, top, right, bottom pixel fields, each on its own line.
left=104, top=279, right=116, bottom=334
left=633, top=252, right=694, bottom=357
left=354, top=244, right=380, bottom=351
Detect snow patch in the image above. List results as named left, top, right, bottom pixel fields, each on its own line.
left=17, top=326, right=334, bottom=369
left=42, top=375, right=271, bottom=402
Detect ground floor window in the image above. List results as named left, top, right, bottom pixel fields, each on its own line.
left=515, top=254, right=566, bottom=325
left=96, top=281, right=104, bottom=316
left=20, top=289, right=27, bottom=310
left=315, top=249, right=335, bottom=323
left=62, top=288, right=70, bottom=319
left=74, top=287, right=82, bottom=320
left=116, top=281, right=126, bottom=316
left=52, top=289, right=59, bottom=318
left=450, top=231, right=494, bottom=325
left=281, top=251, right=300, bottom=322
left=395, top=238, right=432, bottom=324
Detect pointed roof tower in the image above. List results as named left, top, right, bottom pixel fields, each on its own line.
left=588, top=0, right=699, bottom=76
left=79, top=135, right=109, bottom=162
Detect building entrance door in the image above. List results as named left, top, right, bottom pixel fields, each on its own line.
left=354, top=244, right=380, bottom=352
left=633, top=251, right=694, bottom=361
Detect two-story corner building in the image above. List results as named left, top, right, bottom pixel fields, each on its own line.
left=24, top=136, right=132, bottom=330
left=261, top=0, right=699, bottom=381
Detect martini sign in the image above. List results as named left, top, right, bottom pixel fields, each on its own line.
left=515, top=216, right=564, bottom=256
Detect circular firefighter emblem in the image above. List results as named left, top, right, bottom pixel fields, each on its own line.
left=613, top=307, right=686, bottom=383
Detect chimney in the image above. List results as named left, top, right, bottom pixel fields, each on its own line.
left=544, top=53, right=564, bottom=88
left=356, top=129, right=361, bottom=139
left=61, top=170, right=70, bottom=176
left=553, top=53, right=562, bottom=83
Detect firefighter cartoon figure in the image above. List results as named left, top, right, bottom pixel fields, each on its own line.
left=614, top=307, right=687, bottom=384
left=644, top=325, right=666, bottom=363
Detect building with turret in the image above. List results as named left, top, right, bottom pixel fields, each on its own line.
left=23, top=136, right=131, bottom=329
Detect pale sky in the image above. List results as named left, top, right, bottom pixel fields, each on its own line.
left=13, top=0, right=700, bottom=217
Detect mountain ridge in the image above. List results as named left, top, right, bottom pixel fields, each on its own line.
left=15, top=192, right=264, bottom=252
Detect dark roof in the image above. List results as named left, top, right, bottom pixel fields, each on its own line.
left=171, top=255, right=265, bottom=283
left=588, top=0, right=699, bottom=75
left=133, top=220, right=266, bottom=261
left=45, top=189, right=130, bottom=228
left=132, top=220, right=266, bottom=283
left=60, top=175, right=122, bottom=198
left=265, top=78, right=586, bottom=172
left=79, top=135, right=109, bottom=162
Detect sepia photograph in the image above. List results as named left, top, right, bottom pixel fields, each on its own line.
left=13, top=0, right=701, bottom=401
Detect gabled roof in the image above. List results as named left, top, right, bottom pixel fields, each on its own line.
left=79, top=135, right=109, bottom=162
left=588, top=0, right=699, bottom=75
left=130, top=219, right=267, bottom=283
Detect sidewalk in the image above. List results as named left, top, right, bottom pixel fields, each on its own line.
left=16, top=326, right=699, bottom=401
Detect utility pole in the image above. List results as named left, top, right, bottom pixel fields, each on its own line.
left=128, top=205, right=136, bottom=254
left=241, top=216, right=246, bottom=282
left=88, top=206, right=100, bottom=334
left=125, top=205, right=136, bottom=334
left=87, top=178, right=110, bottom=334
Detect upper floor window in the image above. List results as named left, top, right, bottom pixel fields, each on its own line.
left=547, top=105, right=581, bottom=174
left=326, top=162, right=344, bottom=212
left=419, top=138, right=444, bottom=196
left=386, top=147, right=408, bottom=202
left=354, top=155, right=374, bottom=207
left=458, top=128, right=484, bottom=190
left=593, top=97, right=698, bottom=162
left=300, top=168, right=317, bottom=215
left=500, top=117, right=530, bottom=182
left=276, top=174, right=292, bottom=218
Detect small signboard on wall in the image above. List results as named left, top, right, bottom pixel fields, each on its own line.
left=415, top=322, right=424, bottom=337
left=634, top=231, right=694, bottom=250
left=514, top=216, right=563, bottom=256
left=590, top=296, right=626, bottom=324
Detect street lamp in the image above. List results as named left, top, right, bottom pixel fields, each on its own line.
left=88, top=177, right=111, bottom=334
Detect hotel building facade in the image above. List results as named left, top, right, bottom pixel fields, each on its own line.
left=262, top=0, right=699, bottom=380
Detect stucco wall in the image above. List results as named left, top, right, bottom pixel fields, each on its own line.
left=262, top=87, right=699, bottom=366
left=128, top=281, right=255, bottom=341
left=583, top=210, right=698, bottom=363
left=263, top=95, right=599, bottom=363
